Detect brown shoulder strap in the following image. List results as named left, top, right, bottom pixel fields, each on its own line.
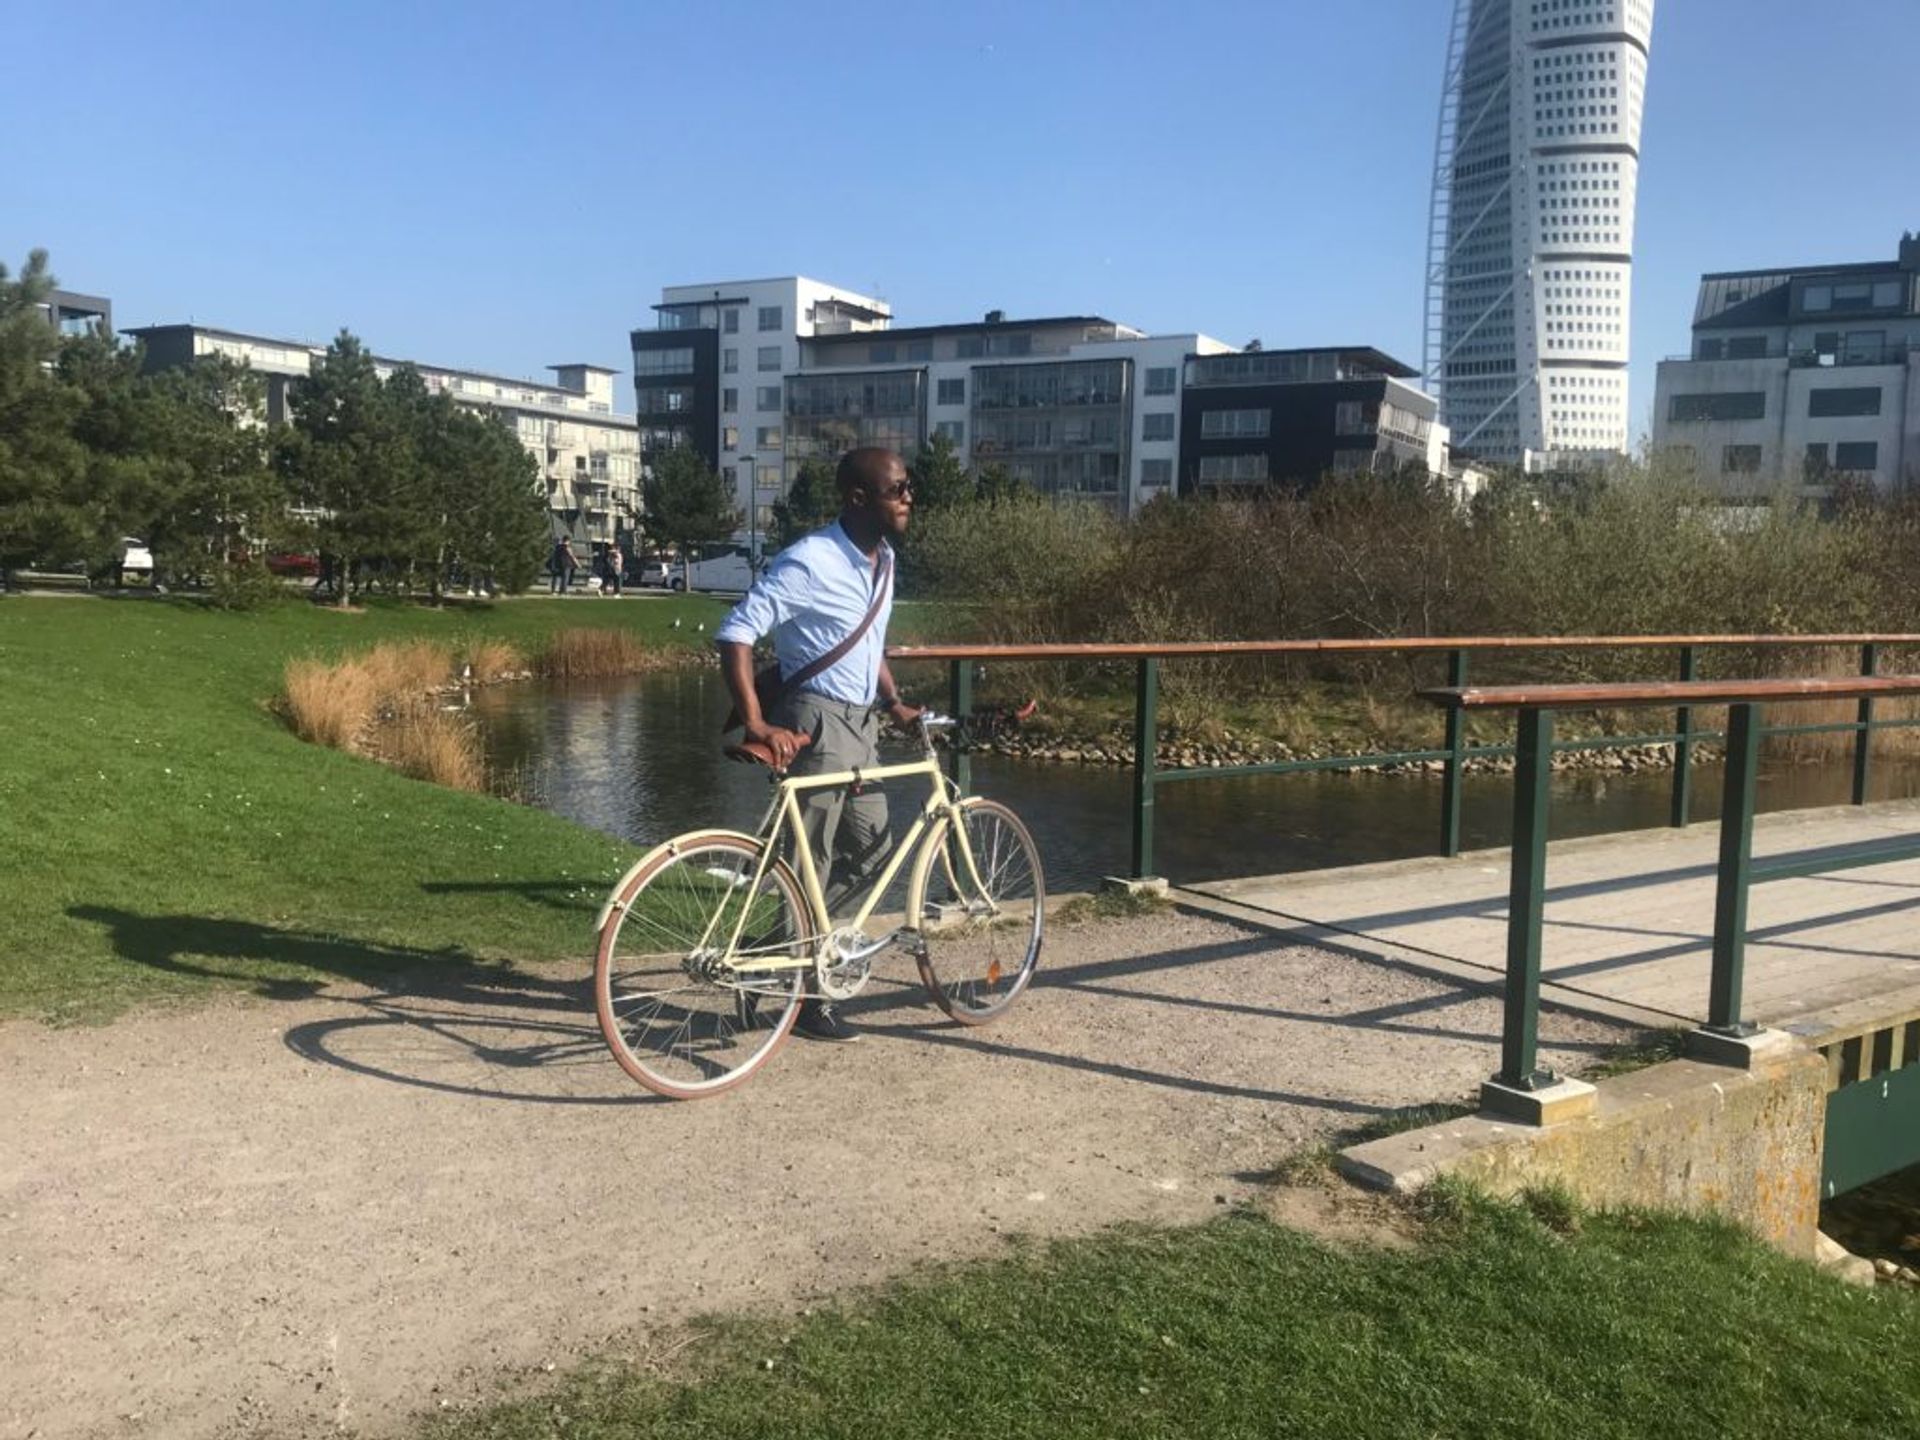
left=774, top=547, right=893, bottom=700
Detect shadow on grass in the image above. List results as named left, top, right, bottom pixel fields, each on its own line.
left=66, top=904, right=653, bottom=1107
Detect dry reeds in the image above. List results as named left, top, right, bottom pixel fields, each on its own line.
left=282, top=656, right=377, bottom=750
left=359, top=641, right=455, bottom=707
left=463, top=639, right=525, bottom=684
left=536, top=627, right=655, bottom=679
left=385, top=709, right=486, bottom=791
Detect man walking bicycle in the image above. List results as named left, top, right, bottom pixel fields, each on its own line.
left=715, top=447, right=920, bottom=1042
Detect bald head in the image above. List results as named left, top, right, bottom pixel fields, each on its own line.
left=837, top=447, right=900, bottom=496
left=835, top=446, right=913, bottom=546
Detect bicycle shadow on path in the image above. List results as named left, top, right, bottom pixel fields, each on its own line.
left=66, top=904, right=651, bottom=1107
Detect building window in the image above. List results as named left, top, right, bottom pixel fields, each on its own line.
left=722, top=426, right=739, bottom=450
left=1804, top=443, right=1829, bottom=479
left=723, top=309, right=740, bottom=334
left=1144, top=367, right=1176, bottom=396
left=907, top=341, right=933, bottom=362
left=723, top=348, right=739, bottom=374
left=757, top=345, right=781, bottom=372
left=1334, top=400, right=1378, bottom=435
left=723, top=387, right=738, bottom=411
left=1141, top=413, right=1176, bottom=442
left=936, top=378, right=965, bottom=406
left=757, top=426, right=782, bottom=449
left=956, top=337, right=986, bottom=359
left=1842, top=331, right=1886, bottom=365
left=1808, top=387, right=1882, bottom=418
left=758, top=306, right=783, bottom=332
left=1331, top=449, right=1379, bottom=474
left=869, top=343, right=897, bottom=364
left=1196, top=454, right=1269, bottom=482
left=1669, top=392, right=1765, bottom=423
left=1721, top=445, right=1763, bottom=474
left=935, top=420, right=964, bottom=445
left=1141, top=458, right=1173, bottom=487
left=1198, top=408, right=1269, bottom=440
left=635, top=386, right=694, bottom=414
left=1802, top=285, right=1832, bottom=313
left=633, top=347, right=695, bottom=377
left=1724, top=336, right=1768, bottom=359
left=1835, top=442, right=1879, bottom=473
left=756, top=385, right=783, bottom=411
left=757, top=463, right=783, bottom=490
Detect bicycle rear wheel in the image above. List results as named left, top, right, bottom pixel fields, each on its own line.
left=594, top=835, right=811, bottom=1098
left=912, top=798, right=1044, bottom=1024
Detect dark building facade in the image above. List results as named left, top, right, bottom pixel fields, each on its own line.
left=631, top=303, right=724, bottom=476
left=1177, top=347, right=1439, bottom=494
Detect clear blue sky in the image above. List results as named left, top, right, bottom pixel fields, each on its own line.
left=10, top=0, right=1917, bottom=443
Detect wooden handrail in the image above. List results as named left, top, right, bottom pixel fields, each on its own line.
left=1422, top=675, right=1920, bottom=711
left=888, top=634, right=1920, bottom=664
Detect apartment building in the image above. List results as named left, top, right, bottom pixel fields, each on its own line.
left=630, top=277, right=893, bottom=544
left=1178, top=348, right=1447, bottom=494
left=1649, top=233, right=1920, bottom=495
left=126, top=324, right=640, bottom=545
left=789, top=314, right=1234, bottom=515
left=37, top=289, right=112, bottom=338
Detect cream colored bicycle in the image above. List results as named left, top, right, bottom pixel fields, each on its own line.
left=592, top=712, right=1044, bottom=1099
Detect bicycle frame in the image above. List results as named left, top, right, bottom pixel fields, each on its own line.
left=708, top=747, right=993, bottom=977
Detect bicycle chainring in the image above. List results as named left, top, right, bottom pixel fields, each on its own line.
left=815, top=927, right=875, bottom=1000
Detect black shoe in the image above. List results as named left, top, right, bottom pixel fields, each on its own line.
left=793, top=999, right=861, bottom=1044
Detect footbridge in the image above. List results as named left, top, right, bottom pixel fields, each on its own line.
left=890, top=634, right=1920, bottom=1239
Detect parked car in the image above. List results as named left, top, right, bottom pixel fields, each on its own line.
left=116, top=538, right=154, bottom=586
left=681, top=545, right=758, bottom=593
left=266, top=552, right=321, bottom=579
left=637, top=557, right=674, bottom=588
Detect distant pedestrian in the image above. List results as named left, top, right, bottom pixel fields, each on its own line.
left=601, top=542, right=624, bottom=597
left=550, top=536, right=576, bottom=594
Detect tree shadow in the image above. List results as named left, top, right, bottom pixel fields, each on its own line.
left=66, top=904, right=652, bottom=1106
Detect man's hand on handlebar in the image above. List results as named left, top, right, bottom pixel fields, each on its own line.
left=742, top=719, right=808, bottom=770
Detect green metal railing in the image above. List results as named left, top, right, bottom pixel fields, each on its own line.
left=887, top=634, right=1920, bottom=883
left=1423, top=675, right=1920, bottom=1133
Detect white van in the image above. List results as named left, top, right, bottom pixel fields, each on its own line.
left=674, top=545, right=759, bottom=593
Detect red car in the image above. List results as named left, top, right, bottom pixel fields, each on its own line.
left=266, top=553, right=322, bottom=578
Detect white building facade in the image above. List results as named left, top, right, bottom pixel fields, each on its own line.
left=1426, top=0, right=1655, bottom=467
left=127, top=325, right=640, bottom=546
left=631, top=278, right=894, bottom=550
left=1650, top=235, right=1920, bottom=495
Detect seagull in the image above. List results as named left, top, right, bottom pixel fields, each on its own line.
left=672, top=617, right=681, bottom=629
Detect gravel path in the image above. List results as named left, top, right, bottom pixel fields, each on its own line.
left=1, top=909, right=1641, bottom=1439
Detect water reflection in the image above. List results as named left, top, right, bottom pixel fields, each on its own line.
left=473, top=670, right=1920, bottom=895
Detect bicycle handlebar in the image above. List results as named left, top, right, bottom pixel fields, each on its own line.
left=724, top=733, right=814, bottom=771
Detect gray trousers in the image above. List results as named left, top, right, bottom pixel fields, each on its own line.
left=773, top=692, right=891, bottom=920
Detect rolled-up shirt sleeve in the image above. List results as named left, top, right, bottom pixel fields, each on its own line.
left=714, top=552, right=811, bottom=649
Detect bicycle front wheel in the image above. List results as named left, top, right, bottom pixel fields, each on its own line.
left=912, top=798, right=1044, bottom=1024
left=594, top=835, right=811, bottom=1099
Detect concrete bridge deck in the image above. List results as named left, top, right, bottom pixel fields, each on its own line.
left=1184, top=797, right=1920, bottom=1034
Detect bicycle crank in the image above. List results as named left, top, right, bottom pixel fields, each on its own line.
left=815, top=927, right=894, bottom=1000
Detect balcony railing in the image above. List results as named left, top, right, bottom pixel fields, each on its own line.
left=1667, top=342, right=1914, bottom=367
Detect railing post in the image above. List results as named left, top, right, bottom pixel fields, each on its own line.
left=1496, top=706, right=1557, bottom=1090
left=1852, top=642, right=1877, bottom=806
left=1705, top=701, right=1762, bottom=1036
left=1669, top=644, right=1696, bottom=828
left=1440, top=648, right=1468, bottom=857
left=948, top=658, right=972, bottom=795
left=1131, top=657, right=1159, bottom=879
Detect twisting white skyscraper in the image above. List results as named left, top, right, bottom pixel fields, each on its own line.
left=1425, top=0, right=1654, bottom=466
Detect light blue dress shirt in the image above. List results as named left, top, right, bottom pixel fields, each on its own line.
left=714, top=521, right=895, bottom=705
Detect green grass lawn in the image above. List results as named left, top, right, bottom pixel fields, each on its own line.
left=428, top=1188, right=1920, bottom=1440
left=0, top=592, right=748, bottom=1021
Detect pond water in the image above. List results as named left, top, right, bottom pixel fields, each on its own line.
left=471, top=669, right=1920, bottom=895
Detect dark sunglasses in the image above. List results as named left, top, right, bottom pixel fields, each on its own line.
left=873, top=480, right=914, bottom=501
